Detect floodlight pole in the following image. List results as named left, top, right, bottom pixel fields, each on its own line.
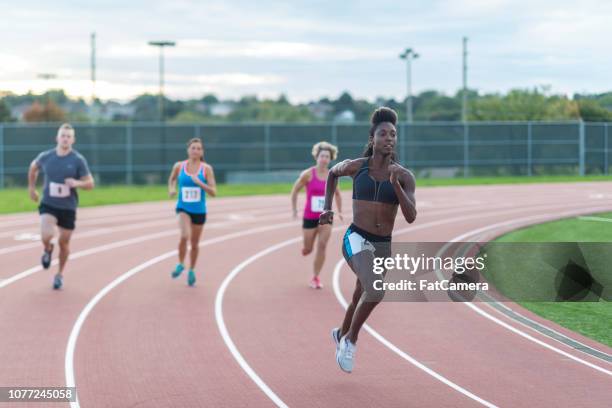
left=462, top=36, right=468, bottom=123
left=148, top=41, right=176, bottom=121
left=399, top=48, right=419, bottom=123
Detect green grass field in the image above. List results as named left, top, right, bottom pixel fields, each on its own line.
left=491, top=213, right=612, bottom=347
left=2, top=174, right=612, bottom=215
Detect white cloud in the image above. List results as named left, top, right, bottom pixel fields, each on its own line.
left=0, top=53, right=31, bottom=75
left=2, top=0, right=612, bottom=101
left=0, top=71, right=286, bottom=101
left=106, top=39, right=390, bottom=61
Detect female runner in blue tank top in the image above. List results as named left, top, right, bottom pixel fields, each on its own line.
left=320, top=107, right=417, bottom=373
left=168, top=138, right=217, bottom=286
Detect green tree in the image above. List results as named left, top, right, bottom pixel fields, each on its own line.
left=201, top=94, right=219, bottom=105
left=227, top=101, right=316, bottom=122
left=577, top=100, right=612, bottom=122
left=469, top=88, right=578, bottom=121
left=0, top=99, right=13, bottom=122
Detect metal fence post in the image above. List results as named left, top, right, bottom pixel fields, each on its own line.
left=579, top=121, right=585, bottom=176
left=331, top=122, right=338, bottom=148
left=463, top=122, right=469, bottom=177
left=0, top=124, right=4, bottom=189
left=401, top=122, right=407, bottom=165
left=605, top=123, right=609, bottom=175
left=194, top=124, right=200, bottom=139
left=527, top=122, right=532, bottom=176
left=126, top=124, right=133, bottom=184
left=264, top=123, right=271, bottom=171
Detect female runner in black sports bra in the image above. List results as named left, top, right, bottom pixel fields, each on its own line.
left=319, top=107, right=417, bottom=373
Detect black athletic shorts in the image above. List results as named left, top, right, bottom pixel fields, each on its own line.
left=303, top=218, right=320, bottom=229
left=176, top=208, right=207, bottom=225
left=342, top=223, right=391, bottom=263
left=39, top=203, right=76, bottom=230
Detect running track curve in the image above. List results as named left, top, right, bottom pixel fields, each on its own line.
left=0, top=183, right=611, bottom=408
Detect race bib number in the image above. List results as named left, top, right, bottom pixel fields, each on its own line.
left=311, top=196, right=325, bottom=212
left=49, top=182, right=70, bottom=198
left=182, top=187, right=201, bottom=203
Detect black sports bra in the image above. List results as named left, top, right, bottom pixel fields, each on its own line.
left=352, top=158, right=399, bottom=205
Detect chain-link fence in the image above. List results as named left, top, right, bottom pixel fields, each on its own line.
left=0, top=121, right=608, bottom=187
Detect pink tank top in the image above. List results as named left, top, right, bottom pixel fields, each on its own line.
left=304, top=167, right=327, bottom=220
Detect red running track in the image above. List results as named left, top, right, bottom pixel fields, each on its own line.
left=0, top=183, right=611, bottom=408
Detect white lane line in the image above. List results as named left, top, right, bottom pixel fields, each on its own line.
left=327, top=202, right=612, bottom=406
left=0, top=216, right=300, bottom=289
left=62, top=204, right=507, bottom=407
left=65, top=221, right=298, bottom=408
left=0, top=205, right=287, bottom=255
left=68, top=203, right=503, bottom=408
left=577, top=216, right=612, bottom=223
left=62, top=201, right=612, bottom=407
left=332, top=260, right=498, bottom=408
left=215, top=238, right=301, bottom=408
left=0, top=219, right=175, bottom=256
left=217, top=201, right=612, bottom=407
left=432, top=209, right=612, bottom=376
left=0, top=198, right=289, bottom=230
left=0, top=230, right=177, bottom=289
left=0, top=200, right=502, bottom=286
left=0, top=201, right=287, bottom=242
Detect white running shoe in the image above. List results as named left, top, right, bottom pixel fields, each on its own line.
left=336, top=335, right=356, bottom=373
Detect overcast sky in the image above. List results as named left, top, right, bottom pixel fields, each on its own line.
left=1, top=0, right=611, bottom=102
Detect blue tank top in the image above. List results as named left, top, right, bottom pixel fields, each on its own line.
left=176, top=161, right=207, bottom=214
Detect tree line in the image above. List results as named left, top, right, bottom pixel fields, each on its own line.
left=1, top=87, right=611, bottom=123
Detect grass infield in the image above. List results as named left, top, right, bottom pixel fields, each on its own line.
left=491, top=212, right=612, bottom=347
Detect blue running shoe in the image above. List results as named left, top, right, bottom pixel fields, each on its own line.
left=187, top=269, right=196, bottom=287
left=42, top=244, right=54, bottom=269
left=53, top=274, right=63, bottom=290
left=336, top=335, right=356, bottom=373
left=171, top=263, right=184, bottom=279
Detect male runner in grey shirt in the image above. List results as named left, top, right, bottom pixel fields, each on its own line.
left=28, top=123, right=95, bottom=289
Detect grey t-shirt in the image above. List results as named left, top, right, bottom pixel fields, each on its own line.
left=35, top=149, right=91, bottom=211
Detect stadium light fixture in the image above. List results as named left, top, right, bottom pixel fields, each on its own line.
left=399, top=48, right=419, bottom=124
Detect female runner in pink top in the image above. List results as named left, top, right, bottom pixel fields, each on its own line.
left=291, top=141, right=343, bottom=288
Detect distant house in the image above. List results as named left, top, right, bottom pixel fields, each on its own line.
left=334, top=110, right=355, bottom=123
left=307, top=102, right=333, bottom=120
left=60, top=101, right=88, bottom=116
left=194, top=102, right=208, bottom=114
left=210, top=102, right=234, bottom=117
left=100, top=102, right=136, bottom=121
left=10, top=103, right=31, bottom=120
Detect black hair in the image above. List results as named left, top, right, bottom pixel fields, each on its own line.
left=363, top=107, right=398, bottom=158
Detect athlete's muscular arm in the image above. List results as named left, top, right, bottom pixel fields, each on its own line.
left=65, top=175, right=95, bottom=190
left=28, top=160, right=40, bottom=202
left=389, top=164, right=417, bottom=223
left=319, top=158, right=364, bottom=225
left=190, top=163, right=217, bottom=197
left=290, top=169, right=310, bottom=219
left=201, top=164, right=217, bottom=197
left=334, top=187, right=343, bottom=221
left=168, top=162, right=181, bottom=197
